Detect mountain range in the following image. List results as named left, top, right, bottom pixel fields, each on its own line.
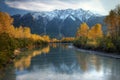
left=11, top=9, right=106, bottom=38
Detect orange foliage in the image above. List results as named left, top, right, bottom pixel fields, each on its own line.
left=88, top=24, right=103, bottom=39
left=76, top=23, right=89, bottom=37
left=0, top=12, right=50, bottom=42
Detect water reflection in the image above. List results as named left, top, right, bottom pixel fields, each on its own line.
left=76, top=51, right=102, bottom=72
left=2, top=43, right=120, bottom=80
left=14, top=46, right=50, bottom=71
left=0, top=64, right=16, bottom=80
left=49, top=43, right=72, bottom=49
left=16, top=43, right=120, bottom=80
left=28, top=43, right=77, bottom=73
left=76, top=50, right=120, bottom=80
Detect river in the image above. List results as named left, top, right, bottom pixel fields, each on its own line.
left=1, top=43, right=120, bottom=80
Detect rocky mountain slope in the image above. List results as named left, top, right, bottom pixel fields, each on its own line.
left=12, top=9, right=105, bottom=38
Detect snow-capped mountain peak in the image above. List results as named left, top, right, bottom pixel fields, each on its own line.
left=12, top=8, right=104, bottom=37
left=31, top=8, right=99, bottom=21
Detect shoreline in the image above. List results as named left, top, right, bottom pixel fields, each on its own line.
left=73, top=46, right=120, bottom=59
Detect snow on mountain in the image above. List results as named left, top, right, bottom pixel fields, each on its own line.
left=70, top=15, right=76, bottom=21
left=30, top=8, right=99, bottom=22
left=12, top=8, right=105, bottom=37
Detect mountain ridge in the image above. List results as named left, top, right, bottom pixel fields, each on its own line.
left=26, top=8, right=100, bottom=21
left=12, top=8, right=106, bottom=38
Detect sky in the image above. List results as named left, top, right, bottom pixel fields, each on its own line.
left=4, top=0, right=120, bottom=15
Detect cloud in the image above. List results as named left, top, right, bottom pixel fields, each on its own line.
left=100, top=0, right=120, bottom=10
left=4, top=0, right=120, bottom=15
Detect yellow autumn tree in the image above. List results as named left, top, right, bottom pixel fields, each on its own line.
left=75, top=23, right=89, bottom=46
left=88, top=24, right=103, bottom=40
left=7, top=25, right=15, bottom=37
left=14, top=26, right=24, bottom=38
left=0, top=12, right=14, bottom=35
left=23, top=27, right=31, bottom=38
left=42, top=35, right=50, bottom=42
left=76, top=23, right=89, bottom=38
left=31, top=34, right=44, bottom=41
left=105, top=5, right=120, bottom=39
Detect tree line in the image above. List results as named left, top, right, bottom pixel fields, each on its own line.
left=0, top=12, right=49, bottom=68
left=74, top=5, right=120, bottom=53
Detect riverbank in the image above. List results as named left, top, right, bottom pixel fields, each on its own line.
left=74, top=46, right=120, bottom=59
left=0, top=36, right=48, bottom=70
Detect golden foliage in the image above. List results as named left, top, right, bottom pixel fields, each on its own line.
left=76, top=23, right=103, bottom=40
left=42, top=35, right=50, bottom=42
left=88, top=24, right=103, bottom=39
left=105, top=5, right=120, bottom=38
left=23, top=27, right=31, bottom=38
left=0, top=12, right=14, bottom=35
left=14, top=46, right=50, bottom=70
left=76, top=23, right=89, bottom=37
left=31, top=34, right=44, bottom=41
left=75, top=23, right=103, bottom=46
left=61, top=37, right=74, bottom=42
left=0, top=12, right=50, bottom=42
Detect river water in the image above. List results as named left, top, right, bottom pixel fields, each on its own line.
left=1, top=43, right=120, bottom=80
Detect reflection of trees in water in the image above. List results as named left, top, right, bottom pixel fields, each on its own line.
left=0, top=64, right=16, bottom=80
left=103, top=58, right=120, bottom=79
left=89, top=55, right=101, bottom=71
left=76, top=50, right=120, bottom=79
left=0, top=52, right=15, bottom=80
left=50, top=43, right=72, bottom=49
left=76, top=51, right=88, bottom=72
left=28, top=44, right=78, bottom=74
left=76, top=51, right=107, bottom=72
left=50, top=43, right=57, bottom=48
left=14, top=46, right=50, bottom=71
left=14, top=43, right=71, bottom=71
